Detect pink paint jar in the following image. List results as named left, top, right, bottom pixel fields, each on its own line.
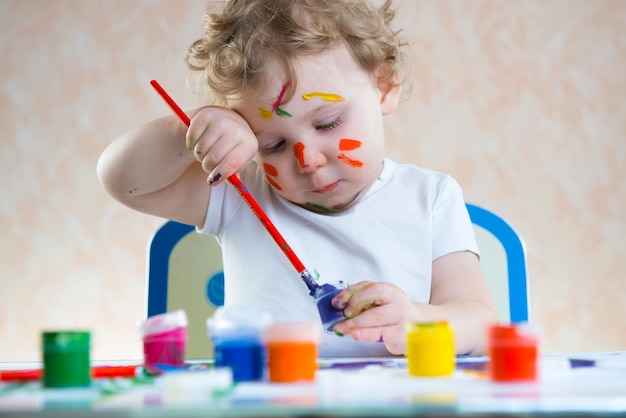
left=138, top=310, right=188, bottom=372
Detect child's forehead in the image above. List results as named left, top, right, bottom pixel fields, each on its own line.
left=254, top=50, right=359, bottom=103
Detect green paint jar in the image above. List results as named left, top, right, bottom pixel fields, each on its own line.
left=42, top=331, right=91, bottom=388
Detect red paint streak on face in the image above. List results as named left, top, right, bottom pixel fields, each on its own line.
left=337, top=153, right=363, bottom=167
left=272, top=81, right=292, bottom=113
left=293, top=142, right=306, bottom=167
left=263, top=163, right=279, bottom=176
left=265, top=175, right=283, bottom=190
left=338, top=139, right=362, bottom=151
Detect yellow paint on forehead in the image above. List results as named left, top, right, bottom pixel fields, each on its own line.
left=301, top=92, right=345, bottom=102
left=258, top=107, right=273, bottom=120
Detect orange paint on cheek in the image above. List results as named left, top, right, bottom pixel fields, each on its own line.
left=263, top=163, right=282, bottom=190
left=337, top=154, right=363, bottom=167
left=265, top=175, right=283, bottom=190
left=263, top=163, right=279, bottom=176
left=338, top=139, right=362, bottom=151
left=293, top=142, right=306, bottom=167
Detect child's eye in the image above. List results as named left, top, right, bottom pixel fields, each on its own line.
left=316, top=116, right=343, bottom=131
left=260, top=139, right=286, bottom=156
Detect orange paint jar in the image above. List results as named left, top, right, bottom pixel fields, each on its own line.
left=488, top=324, right=538, bottom=382
left=262, top=322, right=320, bottom=383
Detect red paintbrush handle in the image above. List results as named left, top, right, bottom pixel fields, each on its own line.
left=226, top=175, right=306, bottom=272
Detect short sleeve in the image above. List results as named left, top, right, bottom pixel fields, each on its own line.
left=431, top=177, right=479, bottom=260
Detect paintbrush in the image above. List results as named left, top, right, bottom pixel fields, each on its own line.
left=149, top=80, right=315, bottom=290
left=149, top=80, right=345, bottom=332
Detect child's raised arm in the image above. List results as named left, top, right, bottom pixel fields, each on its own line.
left=96, top=107, right=258, bottom=227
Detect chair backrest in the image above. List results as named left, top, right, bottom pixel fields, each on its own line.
left=146, top=221, right=224, bottom=359
left=146, top=204, right=529, bottom=358
left=466, top=203, right=530, bottom=323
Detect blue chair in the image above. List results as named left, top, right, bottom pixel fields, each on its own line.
left=146, top=204, right=529, bottom=357
left=466, top=203, right=529, bottom=323
left=146, top=221, right=224, bottom=359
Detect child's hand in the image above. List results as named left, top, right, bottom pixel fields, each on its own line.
left=186, top=107, right=258, bottom=185
left=331, top=281, right=417, bottom=355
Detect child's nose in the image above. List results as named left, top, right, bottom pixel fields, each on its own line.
left=293, top=141, right=327, bottom=173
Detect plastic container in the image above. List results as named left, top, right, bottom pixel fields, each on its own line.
left=42, top=331, right=91, bottom=388
left=406, top=321, right=455, bottom=377
left=206, top=306, right=271, bottom=382
left=311, top=281, right=347, bottom=333
left=488, top=323, right=538, bottom=382
left=138, top=310, right=188, bottom=372
left=262, top=322, right=320, bottom=383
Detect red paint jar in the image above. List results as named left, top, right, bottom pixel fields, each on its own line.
left=488, top=324, right=538, bottom=382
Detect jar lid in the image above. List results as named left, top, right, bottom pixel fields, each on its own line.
left=206, top=306, right=272, bottom=338
left=42, top=331, right=90, bottom=352
left=489, top=323, right=537, bottom=342
left=406, top=321, right=450, bottom=332
left=262, top=321, right=321, bottom=343
left=138, top=310, right=188, bottom=337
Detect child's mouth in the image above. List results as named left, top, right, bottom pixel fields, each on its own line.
left=312, top=181, right=340, bottom=194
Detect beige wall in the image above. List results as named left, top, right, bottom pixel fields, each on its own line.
left=1, top=0, right=624, bottom=362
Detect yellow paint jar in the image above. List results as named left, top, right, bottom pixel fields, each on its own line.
left=406, top=321, right=455, bottom=377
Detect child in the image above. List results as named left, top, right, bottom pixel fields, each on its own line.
left=97, top=0, right=497, bottom=357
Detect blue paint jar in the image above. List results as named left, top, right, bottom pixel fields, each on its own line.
left=312, top=281, right=347, bottom=333
left=206, top=307, right=271, bottom=382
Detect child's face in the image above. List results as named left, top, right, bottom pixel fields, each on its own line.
left=231, top=45, right=395, bottom=213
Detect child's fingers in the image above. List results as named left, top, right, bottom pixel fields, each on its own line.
left=333, top=303, right=400, bottom=337
left=351, top=325, right=406, bottom=355
left=201, top=143, right=246, bottom=186
left=341, top=281, right=400, bottom=317
left=186, top=109, right=217, bottom=151
left=331, top=280, right=373, bottom=309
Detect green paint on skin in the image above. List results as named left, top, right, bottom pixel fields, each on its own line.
left=334, top=328, right=344, bottom=337
left=275, top=108, right=292, bottom=117
left=345, top=299, right=375, bottom=319
left=305, top=202, right=333, bottom=212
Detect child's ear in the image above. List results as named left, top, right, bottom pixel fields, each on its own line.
left=376, top=61, right=402, bottom=115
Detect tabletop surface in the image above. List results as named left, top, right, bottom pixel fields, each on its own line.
left=1, top=351, right=625, bottom=417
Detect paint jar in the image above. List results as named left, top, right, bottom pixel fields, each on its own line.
left=138, top=310, right=188, bottom=372
left=406, top=321, right=455, bottom=377
left=488, top=323, right=538, bottom=382
left=312, top=281, right=347, bottom=333
left=262, top=322, right=320, bottom=383
left=42, top=331, right=91, bottom=388
left=206, top=306, right=271, bottom=382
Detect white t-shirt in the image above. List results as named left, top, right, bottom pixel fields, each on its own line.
left=198, top=158, right=478, bottom=357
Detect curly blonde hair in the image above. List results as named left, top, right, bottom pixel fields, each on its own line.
left=185, top=0, right=407, bottom=105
